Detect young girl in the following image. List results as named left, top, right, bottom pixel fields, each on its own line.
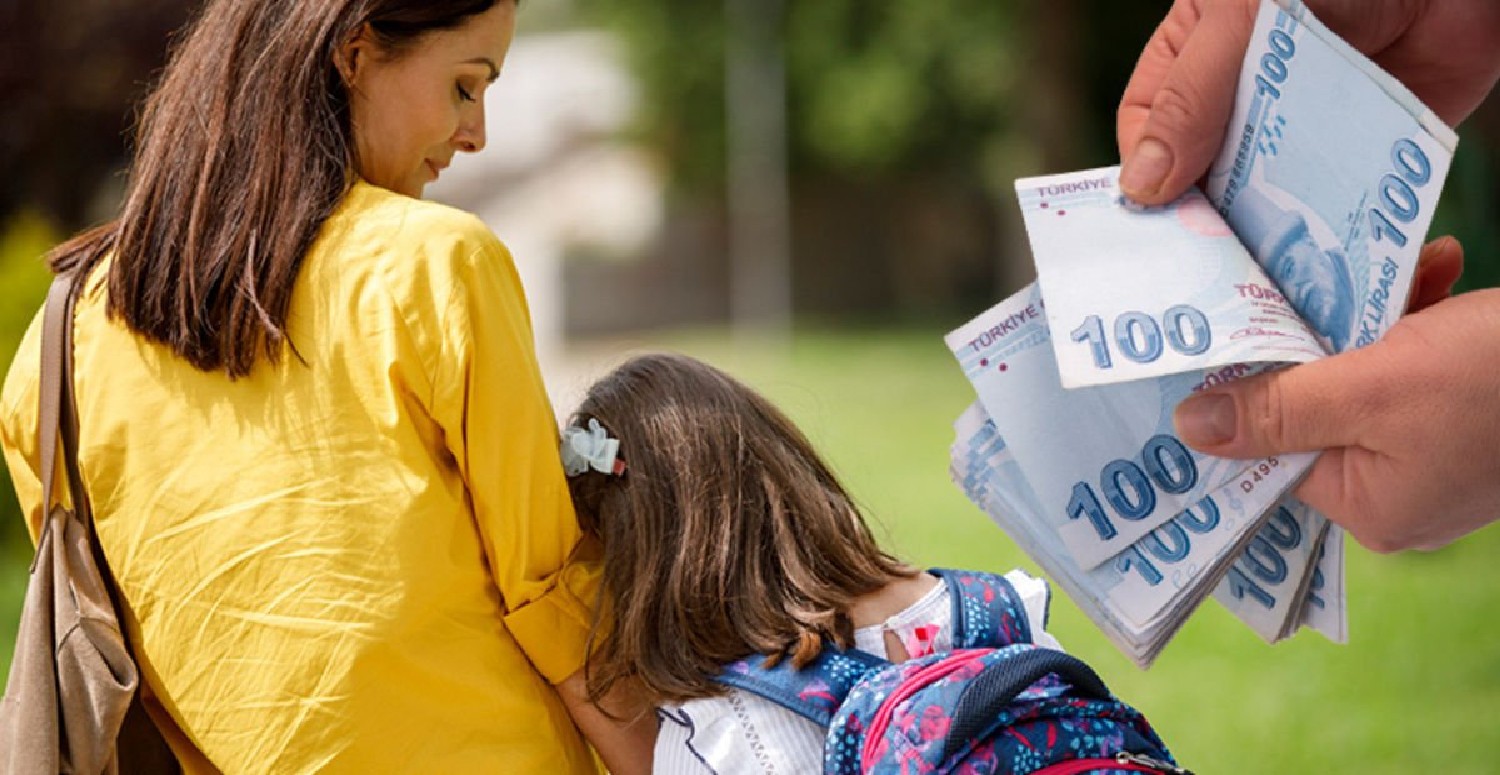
left=562, top=352, right=1061, bottom=773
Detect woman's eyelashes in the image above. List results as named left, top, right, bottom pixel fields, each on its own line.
left=456, top=82, right=476, bottom=103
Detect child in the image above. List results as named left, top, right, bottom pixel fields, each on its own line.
left=562, top=353, right=1062, bottom=774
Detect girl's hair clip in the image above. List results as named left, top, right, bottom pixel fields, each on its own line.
left=561, top=418, right=627, bottom=477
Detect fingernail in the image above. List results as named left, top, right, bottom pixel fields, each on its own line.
left=1175, top=393, right=1236, bottom=447
left=1120, top=138, right=1173, bottom=200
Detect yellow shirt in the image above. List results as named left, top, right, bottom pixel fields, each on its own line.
left=0, top=182, right=602, bottom=773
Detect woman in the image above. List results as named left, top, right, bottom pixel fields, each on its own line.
left=0, top=0, right=650, bottom=771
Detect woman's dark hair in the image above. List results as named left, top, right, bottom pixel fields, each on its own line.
left=567, top=353, right=915, bottom=708
left=48, top=0, right=502, bottom=377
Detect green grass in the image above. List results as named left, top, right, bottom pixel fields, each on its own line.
left=565, top=326, right=1500, bottom=774
left=3, top=324, right=1497, bottom=773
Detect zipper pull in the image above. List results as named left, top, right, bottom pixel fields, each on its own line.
left=1115, top=751, right=1195, bottom=774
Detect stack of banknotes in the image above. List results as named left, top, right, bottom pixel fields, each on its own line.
left=946, top=0, right=1455, bottom=667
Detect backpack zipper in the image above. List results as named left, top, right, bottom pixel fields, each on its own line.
left=859, top=650, right=991, bottom=767
left=1114, top=751, right=1195, bottom=774
left=1033, top=753, right=1193, bottom=775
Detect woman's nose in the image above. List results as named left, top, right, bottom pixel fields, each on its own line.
left=455, top=109, right=487, bottom=154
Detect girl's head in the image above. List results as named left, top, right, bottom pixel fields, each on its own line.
left=566, top=353, right=912, bottom=707
left=53, top=0, right=516, bottom=377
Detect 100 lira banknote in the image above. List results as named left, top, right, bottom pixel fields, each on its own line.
left=945, top=0, right=1449, bottom=662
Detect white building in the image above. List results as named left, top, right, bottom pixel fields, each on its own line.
left=427, top=31, right=664, bottom=411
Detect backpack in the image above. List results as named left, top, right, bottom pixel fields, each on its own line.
left=716, top=569, right=1187, bottom=775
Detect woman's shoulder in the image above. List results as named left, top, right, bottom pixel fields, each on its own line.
left=308, top=181, right=517, bottom=301
left=331, top=179, right=501, bottom=248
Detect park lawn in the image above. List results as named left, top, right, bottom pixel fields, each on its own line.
left=3, top=324, right=1498, bottom=773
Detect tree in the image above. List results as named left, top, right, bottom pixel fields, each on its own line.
left=575, top=0, right=1174, bottom=316
left=0, top=0, right=191, bottom=229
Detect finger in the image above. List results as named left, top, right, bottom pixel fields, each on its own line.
left=1290, top=449, right=1395, bottom=553
left=1295, top=447, right=1435, bottom=555
left=1173, top=346, right=1387, bottom=458
left=1405, top=235, right=1464, bottom=314
left=1291, top=447, right=1348, bottom=520
left=1117, top=1, right=1204, bottom=156
left=1117, top=0, right=1258, bottom=204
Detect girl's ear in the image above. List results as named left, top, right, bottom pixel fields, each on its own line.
left=334, top=23, right=375, bottom=87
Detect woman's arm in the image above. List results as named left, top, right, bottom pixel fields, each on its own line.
left=557, top=669, right=657, bottom=775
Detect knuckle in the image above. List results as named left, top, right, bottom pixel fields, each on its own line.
left=1243, top=377, right=1293, bottom=451
left=1146, top=81, right=1203, bottom=137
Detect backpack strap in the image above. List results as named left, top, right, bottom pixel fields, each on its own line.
left=715, top=646, right=888, bottom=726
left=713, top=569, right=1039, bottom=724
left=932, top=568, right=1035, bottom=649
left=941, top=646, right=1113, bottom=764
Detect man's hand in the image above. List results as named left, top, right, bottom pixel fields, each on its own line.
left=1117, top=0, right=1500, bottom=204
left=1174, top=238, right=1500, bottom=552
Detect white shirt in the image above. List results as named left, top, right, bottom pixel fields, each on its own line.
left=652, top=569, right=1062, bottom=774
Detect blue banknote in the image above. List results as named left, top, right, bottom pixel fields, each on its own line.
left=950, top=400, right=1308, bottom=666
left=1211, top=497, right=1326, bottom=643
left=947, top=0, right=1451, bottom=660
left=1205, top=0, right=1453, bottom=355
left=945, top=284, right=1301, bottom=570
left=1020, top=169, right=1327, bottom=389
left=1294, top=525, right=1347, bottom=643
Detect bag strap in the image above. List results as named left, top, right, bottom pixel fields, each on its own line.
left=933, top=568, right=1035, bottom=649
left=715, top=569, right=1038, bottom=725
left=714, top=646, right=888, bottom=727
left=941, top=646, right=1113, bottom=763
left=39, top=271, right=127, bottom=601
left=35, top=274, right=89, bottom=554
left=39, top=271, right=130, bottom=614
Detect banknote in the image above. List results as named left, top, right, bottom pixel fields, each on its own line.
left=1029, top=1, right=1453, bottom=388
left=945, top=283, right=1304, bottom=570
left=1294, top=524, right=1348, bottom=643
left=1019, top=169, right=1327, bottom=389
left=950, top=400, right=1308, bottom=666
left=1211, top=498, right=1326, bottom=643
left=1204, top=0, right=1453, bottom=354
left=945, top=0, right=1453, bottom=662
left=947, top=282, right=1327, bottom=646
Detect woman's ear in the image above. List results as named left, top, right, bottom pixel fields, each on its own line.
left=334, top=23, right=374, bottom=87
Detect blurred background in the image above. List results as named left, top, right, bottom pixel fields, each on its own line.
left=2, top=1, right=1498, bottom=772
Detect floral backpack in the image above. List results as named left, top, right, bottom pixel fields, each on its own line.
left=715, top=569, right=1189, bottom=775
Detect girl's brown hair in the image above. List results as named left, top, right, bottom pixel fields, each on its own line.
left=567, top=353, right=915, bottom=708
left=48, top=0, right=502, bottom=377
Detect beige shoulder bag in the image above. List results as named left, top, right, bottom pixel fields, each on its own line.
left=0, top=274, right=179, bottom=774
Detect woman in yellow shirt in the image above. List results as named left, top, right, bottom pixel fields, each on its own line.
left=0, top=0, right=650, bottom=772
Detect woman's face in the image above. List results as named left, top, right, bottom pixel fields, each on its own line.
left=343, top=2, right=517, bottom=198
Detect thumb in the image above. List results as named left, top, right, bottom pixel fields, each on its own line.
left=1173, top=351, right=1379, bottom=459
left=1117, top=0, right=1257, bottom=204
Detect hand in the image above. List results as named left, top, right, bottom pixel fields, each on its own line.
left=1173, top=237, right=1500, bottom=553
left=1117, top=0, right=1500, bottom=204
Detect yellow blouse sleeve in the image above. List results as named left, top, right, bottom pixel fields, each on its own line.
left=393, top=214, right=601, bottom=684
left=1, top=308, right=48, bottom=546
